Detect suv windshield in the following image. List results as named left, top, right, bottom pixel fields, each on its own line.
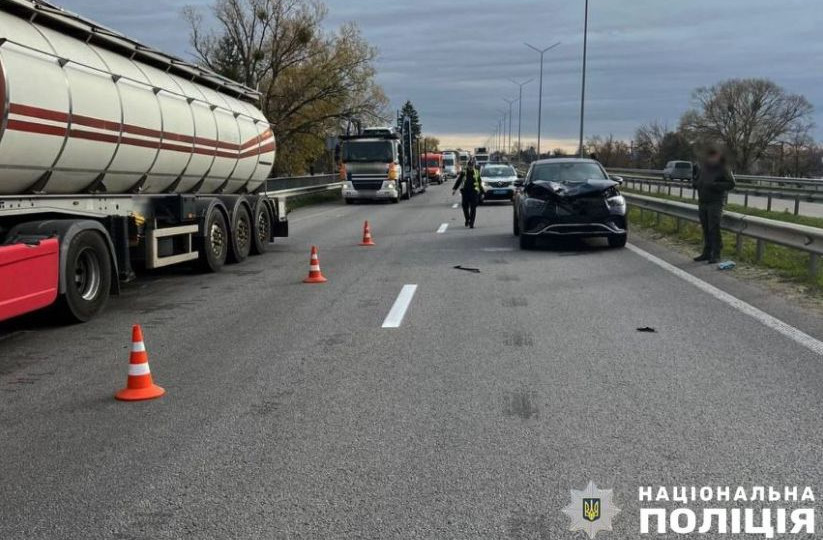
left=443, top=157, right=455, bottom=166
left=675, top=162, right=692, bottom=169
left=342, top=141, right=394, bottom=162
left=530, top=162, right=608, bottom=184
left=482, top=166, right=516, bottom=177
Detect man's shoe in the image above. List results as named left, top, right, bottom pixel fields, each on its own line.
left=470, top=224, right=475, bottom=229
left=693, top=254, right=710, bottom=262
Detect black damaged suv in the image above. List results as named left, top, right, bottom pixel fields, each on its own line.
left=513, top=158, right=627, bottom=250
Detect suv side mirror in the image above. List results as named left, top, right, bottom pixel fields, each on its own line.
left=610, top=175, right=624, bottom=185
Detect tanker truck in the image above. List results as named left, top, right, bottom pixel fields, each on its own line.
left=0, top=0, right=287, bottom=323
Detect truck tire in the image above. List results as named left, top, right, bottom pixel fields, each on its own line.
left=198, top=205, right=229, bottom=272
left=250, top=201, right=271, bottom=255
left=227, top=204, right=252, bottom=263
left=56, top=230, right=112, bottom=323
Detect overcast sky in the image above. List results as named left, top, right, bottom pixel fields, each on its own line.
left=57, top=0, right=823, bottom=150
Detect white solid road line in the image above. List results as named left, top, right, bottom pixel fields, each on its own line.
left=452, top=203, right=459, bottom=209
left=628, top=244, right=823, bottom=357
left=382, top=285, right=418, bottom=328
left=437, top=223, right=449, bottom=234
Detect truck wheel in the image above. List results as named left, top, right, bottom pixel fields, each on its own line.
left=227, top=204, right=252, bottom=263
left=56, top=230, right=112, bottom=323
left=198, top=206, right=228, bottom=272
left=250, top=202, right=271, bottom=255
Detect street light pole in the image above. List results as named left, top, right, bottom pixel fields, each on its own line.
left=503, top=97, right=517, bottom=157
left=578, top=0, right=589, bottom=157
left=525, top=41, right=560, bottom=159
left=509, top=78, right=533, bottom=161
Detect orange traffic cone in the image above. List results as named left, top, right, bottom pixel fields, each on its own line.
left=359, top=220, right=376, bottom=246
left=115, top=324, right=165, bottom=401
left=303, top=245, right=328, bottom=283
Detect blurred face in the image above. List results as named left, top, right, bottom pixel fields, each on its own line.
left=706, top=149, right=722, bottom=165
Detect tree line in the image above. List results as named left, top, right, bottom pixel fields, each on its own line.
left=585, top=78, right=820, bottom=177
left=184, top=0, right=389, bottom=175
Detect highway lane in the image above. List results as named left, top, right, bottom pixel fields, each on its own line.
left=2, top=185, right=823, bottom=538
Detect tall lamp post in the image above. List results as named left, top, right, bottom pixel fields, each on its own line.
left=578, top=0, right=589, bottom=157
left=525, top=40, right=560, bottom=158
left=503, top=97, right=517, bottom=157
left=509, top=78, right=533, bottom=161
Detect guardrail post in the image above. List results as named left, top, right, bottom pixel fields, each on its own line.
left=744, top=192, right=749, bottom=208
left=667, top=183, right=672, bottom=196
left=691, top=188, right=696, bottom=201
left=655, top=212, right=661, bottom=226
left=811, top=254, right=820, bottom=279
left=794, top=197, right=800, bottom=216
left=679, top=185, right=684, bottom=198
left=735, top=234, right=743, bottom=256
left=755, top=239, right=765, bottom=262
left=767, top=194, right=772, bottom=212
left=675, top=218, right=682, bottom=233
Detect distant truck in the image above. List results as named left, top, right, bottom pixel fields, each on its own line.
left=458, top=151, right=470, bottom=169
left=422, top=153, right=444, bottom=184
left=340, top=127, right=406, bottom=203
left=441, top=151, right=460, bottom=180
left=0, top=0, right=286, bottom=323
left=339, top=116, right=426, bottom=203
left=474, top=147, right=490, bottom=169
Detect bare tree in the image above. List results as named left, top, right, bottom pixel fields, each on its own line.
left=679, top=78, right=813, bottom=173
left=184, top=0, right=389, bottom=174
left=633, top=121, right=668, bottom=168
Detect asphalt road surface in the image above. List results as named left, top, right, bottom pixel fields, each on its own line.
left=2, top=185, right=823, bottom=538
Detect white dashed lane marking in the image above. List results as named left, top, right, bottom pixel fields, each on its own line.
left=382, top=285, right=418, bottom=328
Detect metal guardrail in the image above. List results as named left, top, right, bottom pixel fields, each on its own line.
left=610, top=168, right=823, bottom=190
left=624, top=192, right=823, bottom=275
left=262, top=174, right=341, bottom=198
left=610, top=169, right=823, bottom=216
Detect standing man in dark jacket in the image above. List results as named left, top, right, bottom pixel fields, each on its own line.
left=452, top=159, right=485, bottom=228
left=693, top=147, right=736, bottom=263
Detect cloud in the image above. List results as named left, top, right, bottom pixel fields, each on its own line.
left=55, top=0, right=823, bottom=149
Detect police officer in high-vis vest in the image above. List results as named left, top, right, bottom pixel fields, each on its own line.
left=452, top=159, right=485, bottom=228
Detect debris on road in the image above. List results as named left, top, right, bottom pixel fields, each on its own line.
left=636, top=327, right=656, bottom=333
left=717, top=261, right=736, bottom=271
left=453, top=265, right=481, bottom=273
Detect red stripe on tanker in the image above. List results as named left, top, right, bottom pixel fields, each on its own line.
left=0, top=5, right=276, bottom=195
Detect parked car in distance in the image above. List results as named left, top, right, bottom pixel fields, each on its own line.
left=513, top=158, right=627, bottom=250
left=480, top=164, right=519, bottom=203
left=663, top=160, right=694, bottom=181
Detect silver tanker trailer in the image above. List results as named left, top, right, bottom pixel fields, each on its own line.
left=0, top=0, right=287, bottom=323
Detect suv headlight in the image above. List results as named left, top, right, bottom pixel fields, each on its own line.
left=606, top=195, right=626, bottom=208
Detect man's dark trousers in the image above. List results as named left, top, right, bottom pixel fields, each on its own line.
left=699, top=202, right=724, bottom=259
left=461, top=191, right=478, bottom=226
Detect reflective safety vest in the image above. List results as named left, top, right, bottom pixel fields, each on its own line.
left=462, top=168, right=483, bottom=193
